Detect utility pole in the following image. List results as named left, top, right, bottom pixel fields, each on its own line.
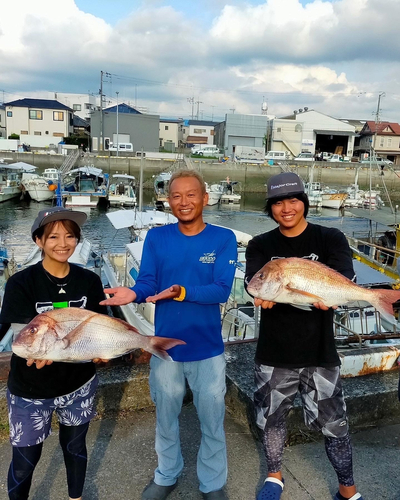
left=230, top=107, right=236, bottom=114
left=99, top=70, right=111, bottom=151
left=211, top=105, right=215, bottom=121
left=116, top=91, right=119, bottom=157
left=195, top=100, right=202, bottom=120
left=187, top=97, right=194, bottom=119
left=373, top=91, right=385, bottom=151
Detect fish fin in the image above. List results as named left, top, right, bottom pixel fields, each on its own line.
left=368, top=289, right=400, bottom=326
left=285, top=285, right=323, bottom=302
left=149, top=336, right=186, bottom=361
left=290, top=304, right=313, bottom=311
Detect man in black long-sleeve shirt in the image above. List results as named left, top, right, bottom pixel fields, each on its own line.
left=245, top=172, right=364, bottom=500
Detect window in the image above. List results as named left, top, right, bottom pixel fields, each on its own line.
left=85, top=103, right=91, bottom=110
left=20, top=130, right=28, bottom=134
left=29, top=110, right=43, bottom=120
left=34, top=131, right=41, bottom=136
left=388, top=138, right=392, bottom=147
left=295, top=124, right=302, bottom=132
left=380, top=137, right=384, bottom=147
left=165, top=125, right=169, bottom=130
left=277, top=127, right=282, bottom=132
left=53, top=111, right=64, bottom=121
left=7, top=111, right=12, bottom=117
left=210, top=130, right=214, bottom=135
left=53, top=132, right=64, bottom=137
left=73, top=104, right=81, bottom=111
left=194, top=128, right=206, bottom=134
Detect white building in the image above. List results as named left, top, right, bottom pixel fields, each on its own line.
left=182, top=119, right=218, bottom=146
left=0, top=105, right=6, bottom=138
left=270, top=109, right=356, bottom=157
left=41, top=92, right=99, bottom=120
left=159, top=119, right=184, bottom=150
left=4, top=98, right=74, bottom=146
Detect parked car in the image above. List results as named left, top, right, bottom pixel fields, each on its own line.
left=360, top=156, right=393, bottom=166
left=328, top=154, right=350, bottom=162
left=294, top=152, right=314, bottom=161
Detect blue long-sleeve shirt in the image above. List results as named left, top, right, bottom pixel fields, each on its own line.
left=132, top=223, right=237, bottom=361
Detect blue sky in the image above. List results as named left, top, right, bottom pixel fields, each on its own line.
left=1, top=0, right=399, bottom=122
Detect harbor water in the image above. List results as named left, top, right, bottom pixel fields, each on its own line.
left=0, top=191, right=391, bottom=267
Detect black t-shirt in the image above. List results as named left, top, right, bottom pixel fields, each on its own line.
left=0, top=262, right=107, bottom=399
left=245, top=223, right=355, bottom=368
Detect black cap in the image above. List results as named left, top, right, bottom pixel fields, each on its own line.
left=267, top=172, right=305, bottom=200
left=31, top=207, right=87, bottom=240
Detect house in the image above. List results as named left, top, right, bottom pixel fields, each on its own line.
left=214, top=114, right=269, bottom=156
left=272, top=109, right=356, bottom=157
left=159, top=118, right=184, bottom=150
left=182, top=119, right=218, bottom=147
left=356, top=121, right=400, bottom=165
left=4, top=98, right=73, bottom=147
left=90, top=103, right=160, bottom=153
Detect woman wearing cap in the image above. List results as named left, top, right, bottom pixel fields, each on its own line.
left=0, top=207, right=107, bottom=500
left=245, top=172, right=364, bottom=500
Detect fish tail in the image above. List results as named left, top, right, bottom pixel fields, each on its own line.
left=149, top=336, right=186, bottom=361
left=369, top=289, right=400, bottom=325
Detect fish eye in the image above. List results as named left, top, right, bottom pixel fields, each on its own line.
left=258, top=272, right=264, bottom=279
left=29, top=327, right=37, bottom=334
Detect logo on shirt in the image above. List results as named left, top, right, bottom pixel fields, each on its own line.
left=199, top=251, right=216, bottom=264
left=35, top=297, right=88, bottom=314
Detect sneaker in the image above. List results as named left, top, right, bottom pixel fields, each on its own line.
left=142, top=479, right=177, bottom=500
left=334, top=494, right=364, bottom=500
left=202, top=488, right=228, bottom=499
left=256, top=477, right=284, bottom=500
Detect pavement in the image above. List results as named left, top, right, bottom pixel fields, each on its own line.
left=0, top=403, right=400, bottom=500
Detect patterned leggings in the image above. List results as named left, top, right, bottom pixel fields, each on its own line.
left=8, top=422, right=89, bottom=499
left=255, top=364, right=354, bottom=487
left=262, top=421, right=354, bottom=486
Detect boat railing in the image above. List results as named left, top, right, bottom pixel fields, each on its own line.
left=222, top=305, right=259, bottom=343
left=347, top=235, right=400, bottom=273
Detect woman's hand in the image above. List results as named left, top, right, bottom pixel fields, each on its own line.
left=100, top=287, right=137, bottom=306
left=26, top=359, right=53, bottom=370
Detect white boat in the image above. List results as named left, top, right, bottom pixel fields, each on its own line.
left=21, top=173, right=55, bottom=202
left=153, top=172, right=171, bottom=210
left=218, top=179, right=241, bottom=204
left=304, top=181, right=323, bottom=208
left=64, top=166, right=109, bottom=208
left=321, top=190, right=348, bottom=209
left=206, top=182, right=224, bottom=206
left=342, top=167, right=384, bottom=210
left=0, top=163, right=37, bottom=203
left=108, top=174, right=137, bottom=207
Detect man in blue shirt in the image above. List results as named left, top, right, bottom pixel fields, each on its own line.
left=102, top=170, right=237, bottom=500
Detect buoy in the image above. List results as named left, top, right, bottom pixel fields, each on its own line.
left=49, top=184, right=57, bottom=191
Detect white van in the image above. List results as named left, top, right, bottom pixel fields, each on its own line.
left=191, top=145, right=220, bottom=156
left=265, top=151, right=289, bottom=161
left=109, top=142, right=133, bottom=152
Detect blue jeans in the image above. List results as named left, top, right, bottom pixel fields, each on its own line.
left=149, top=353, right=227, bottom=493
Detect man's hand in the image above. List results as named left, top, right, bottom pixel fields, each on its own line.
left=100, top=287, right=137, bottom=306
left=92, top=358, right=110, bottom=364
left=146, top=285, right=181, bottom=303
left=26, top=359, right=53, bottom=370
left=254, top=298, right=276, bottom=309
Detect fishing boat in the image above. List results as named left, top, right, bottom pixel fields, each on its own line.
left=321, top=190, right=348, bottom=209
left=0, top=163, right=36, bottom=203
left=21, top=172, right=56, bottom=202
left=205, top=182, right=224, bottom=206
left=64, top=166, right=109, bottom=208
left=218, top=178, right=241, bottom=204
left=108, top=174, right=137, bottom=207
left=153, top=172, right=171, bottom=210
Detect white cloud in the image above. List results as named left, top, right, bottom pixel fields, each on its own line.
left=0, top=0, right=399, bottom=122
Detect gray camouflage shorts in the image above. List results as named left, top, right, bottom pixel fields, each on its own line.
left=254, top=364, right=348, bottom=438
left=7, top=375, right=98, bottom=447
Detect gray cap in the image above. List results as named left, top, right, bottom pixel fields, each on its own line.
left=267, top=172, right=305, bottom=200
left=31, top=206, right=87, bottom=240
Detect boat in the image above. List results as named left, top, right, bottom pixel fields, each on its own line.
left=21, top=172, right=56, bottom=202
left=304, top=181, right=322, bottom=208
left=342, top=167, right=384, bottom=209
left=108, top=174, right=137, bottom=207
left=64, top=166, right=109, bottom=208
left=321, top=190, right=348, bottom=209
left=205, top=182, right=224, bottom=206
left=0, top=163, right=36, bottom=203
left=218, top=178, right=241, bottom=204
left=153, top=172, right=171, bottom=210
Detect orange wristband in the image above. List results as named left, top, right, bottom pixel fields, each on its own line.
left=173, top=286, right=186, bottom=302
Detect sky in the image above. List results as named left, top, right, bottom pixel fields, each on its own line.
left=1, top=0, right=400, bottom=123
